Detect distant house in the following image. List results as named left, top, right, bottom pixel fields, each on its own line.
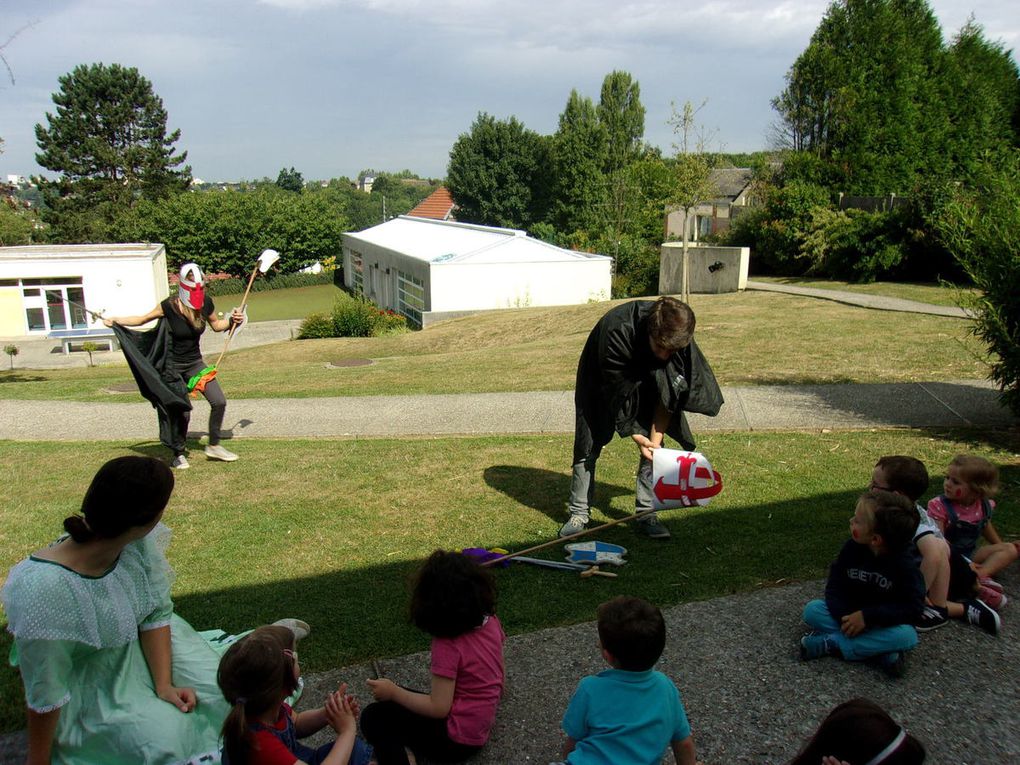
left=358, top=175, right=376, bottom=193
left=341, top=216, right=612, bottom=327
left=665, top=167, right=755, bottom=242
left=406, top=186, right=456, bottom=221
left=0, top=243, right=169, bottom=337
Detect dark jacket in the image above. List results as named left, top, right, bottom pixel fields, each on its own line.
left=824, top=539, right=925, bottom=628
left=574, top=300, right=723, bottom=459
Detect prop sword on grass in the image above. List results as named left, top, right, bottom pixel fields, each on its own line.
left=188, top=249, right=281, bottom=395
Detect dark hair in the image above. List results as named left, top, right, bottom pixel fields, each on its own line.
left=409, top=550, right=497, bottom=638
left=596, top=596, right=666, bottom=672
left=647, top=297, right=696, bottom=351
left=949, top=454, right=999, bottom=499
left=789, top=698, right=926, bottom=765
left=875, top=456, right=929, bottom=502
left=858, top=490, right=918, bottom=552
left=63, top=456, right=174, bottom=543
left=218, top=625, right=298, bottom=765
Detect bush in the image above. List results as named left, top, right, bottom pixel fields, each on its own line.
left=800, top=207, right=908, bottom=282
left=935, top=150, right=1020, bottom=415
left=296, top=312, right=335, bottom=339
left=374, top=309, right=409, bottom=334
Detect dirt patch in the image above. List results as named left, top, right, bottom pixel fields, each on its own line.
left=104, top=382, right=139, bottom=394
left=326, top=359, right=374, bottom=368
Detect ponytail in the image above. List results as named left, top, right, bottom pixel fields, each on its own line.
left=63, top=515, right=96, bottom=543
left=221, top=700, right=252, bottom=765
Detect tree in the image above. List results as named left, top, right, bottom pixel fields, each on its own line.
left=935, top=150, right=1020, bottom=414
left=275, top=167, right=304, bottom=193
left=446, top=112, right=551, bottom=228
left=35, top=62, right=191, bottom=242
left=667, top=100, right=719, bottom=303
left=551, top=90, right=607, bottom=233
left=772, top=0, right=947, bottom=194
left=597, top=70, right=645, bottom=175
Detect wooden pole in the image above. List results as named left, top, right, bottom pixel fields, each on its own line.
left=212, top=261, right=260, bottom=370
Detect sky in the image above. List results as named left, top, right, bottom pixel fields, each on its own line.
left=1, top=0, right=1017, bottom=183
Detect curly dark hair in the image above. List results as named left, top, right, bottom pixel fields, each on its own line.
left=409, top=550, right=497, bottom=638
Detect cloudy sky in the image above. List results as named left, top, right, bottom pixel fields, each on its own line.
left=2, top=0, right=1016, bottom=182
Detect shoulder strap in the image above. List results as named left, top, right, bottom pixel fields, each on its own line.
left=939, top=495, right=960, bottom=527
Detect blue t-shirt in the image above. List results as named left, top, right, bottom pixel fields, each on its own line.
left=562, top=668, right=691, bottom=765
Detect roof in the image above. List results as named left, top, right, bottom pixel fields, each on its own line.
left=709, top=168, right=753, bottom=200
left=0, top=243, right=166, bottom=262
left=406, top=186, right=456, bottom=221
left=343, top=216, right=611, bottom=264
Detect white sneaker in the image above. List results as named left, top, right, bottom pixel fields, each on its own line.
left=204, top=444, right=238, bottom=462
left=272, top=618, right=311, bottom=642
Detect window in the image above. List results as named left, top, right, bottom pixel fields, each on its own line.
left=14, top=277, right=89, bottom=333
left=396, top=270, right=425, bottom=327
left=350, top=252, right=364, bottom=296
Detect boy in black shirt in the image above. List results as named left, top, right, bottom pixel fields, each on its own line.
left=800, top=490, right=924, bottom=677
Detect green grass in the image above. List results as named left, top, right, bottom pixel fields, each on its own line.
left=213, top=283, right=346, bottom=321
left=753, top=276, right=977, bottom=307
left=0, top=292, right=991, bottom=401
left=1, top=430, right=1017, bottom=732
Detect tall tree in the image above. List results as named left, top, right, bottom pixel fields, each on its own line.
left=275, top=167, right=304, bottom=193
left=772, top=0, right=946, bottom=194
left=446, top=112, right=551, bottom=229
left=35, top=62, right=191, bottom=242
left=597, top=70, right=645, bottom=174
left=551, top=90, right=608, bottom=233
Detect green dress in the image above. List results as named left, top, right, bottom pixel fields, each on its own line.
left=2, top=524, right=237, bottom=765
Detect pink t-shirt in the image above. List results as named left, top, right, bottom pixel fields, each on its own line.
left=927, top=495, right=995, bottom=535
left=430, top=614, right=505, bottom=746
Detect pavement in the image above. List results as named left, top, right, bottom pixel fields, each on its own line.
left=1, top=286, right=1017, bottom=763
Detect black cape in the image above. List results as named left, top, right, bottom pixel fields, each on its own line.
left=114, top=322, right=192, bottom=451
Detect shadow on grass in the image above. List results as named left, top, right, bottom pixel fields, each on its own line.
left=0, top=373, right=47, bottom=384
left=483, top=465, right=634, bottom=523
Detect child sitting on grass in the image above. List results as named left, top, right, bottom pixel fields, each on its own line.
left=361, top=550, right=505, bottom=765
left=927, top=454, right=1015, bottom=633
left=800, top=490, right=924, bottom=677
left=870, top=455, right=952, bottom=632
left=217, top=624, right=372, bottom=765
left=552, top=596, right=698, bottom=765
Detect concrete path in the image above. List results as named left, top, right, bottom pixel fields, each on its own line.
left=745, top=279, right=973, bottom=318
left=0, top=379, right=1013, bottom=442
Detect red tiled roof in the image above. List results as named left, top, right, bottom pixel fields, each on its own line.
left=407, top=186, right=456, bottom=221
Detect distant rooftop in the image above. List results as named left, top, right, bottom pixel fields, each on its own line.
left=407, top=186, right=456, bottom=221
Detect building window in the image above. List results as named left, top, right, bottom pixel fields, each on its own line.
left=396, top=270, right=424, bottom=327
left=350, top=252, right=364, bottom=296
left=14, top=277, right=89, bottom=333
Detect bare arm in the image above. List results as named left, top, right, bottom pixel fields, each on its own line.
left=671, top=734, right=697, bottom=765
left=983, top=520, right=1004, bottom=545
left=207, top=307, right=246, bottom=333
left=138, top=625, right=196, bottom=712
left=26, top=707, right=59, bottom=765
left=366, top=674, right=455, bottom=719
left=103, top=304, right=163, bottom=328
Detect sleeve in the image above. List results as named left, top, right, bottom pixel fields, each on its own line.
left=823, top=542, right=854, bottom=619
left=596, top=313, right=644, bottom=437
left=926, top=497, right=949, bottom=534
left=137, top=527, right=175, bottom=630
left=561, top=679, right=592, bottom=742
left=430, top=638, right=460, bottom=681
left=12, top=638, right=76, bottom=713
left=669, top=682, right=692, bottom=742
left=251, top=728, right=302, bottom=765
left=203, top=295, right=216, bottom=320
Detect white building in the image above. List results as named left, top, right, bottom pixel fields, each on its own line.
left=342, top=217, right=612, bottom=326
left=0, top=243, right=169, bottom=337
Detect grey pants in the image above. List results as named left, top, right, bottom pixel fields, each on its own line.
left=179, top=359, right=227, bottom=449
left=567, top=450, right=654, bottom=520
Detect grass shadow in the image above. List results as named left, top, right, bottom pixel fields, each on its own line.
left=0, top=373, right=47, bottom=384
left=483, top=465, right=633, bottom=523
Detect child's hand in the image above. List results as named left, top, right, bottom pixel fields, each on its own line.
left=344, top=692, right=362, bottom=719
left=821, top=758, right=850, bottom=765
left=366, top=677, right=397, bottom=701
left=324, top=687, right=356, bottom=735
left=840, top=610, right=866, bottom=637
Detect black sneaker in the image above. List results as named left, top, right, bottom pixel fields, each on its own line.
left=877, top=651, right=907, bottom=678
left=916, top=605, right=949, bottom=632
left=964, top=598, right=1000, bottom=635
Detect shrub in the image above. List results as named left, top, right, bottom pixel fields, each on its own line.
left=203, top=270, right=333, bottom=297
left=374, top=309, right=409, bottom=334
left=296, top=312, right=336, bottom=339
left=331, top=298, right=381, bottom=338
left=800, top=207, right=908, bottom=282
left=935, top=150, right=1020, bottom=415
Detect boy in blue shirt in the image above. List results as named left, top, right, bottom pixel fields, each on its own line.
left=553, top=596, right=697, bottom=765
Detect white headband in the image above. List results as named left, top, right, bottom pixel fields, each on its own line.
left=862, top=728, right=906, bottom=765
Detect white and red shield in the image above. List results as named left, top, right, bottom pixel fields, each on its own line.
left=651, top=449, right=723, bottom=510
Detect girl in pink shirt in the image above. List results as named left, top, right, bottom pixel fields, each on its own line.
left=362, top=551, right=505, bottom=765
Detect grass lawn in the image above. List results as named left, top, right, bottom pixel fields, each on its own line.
left=1, top=429, right=1018, bottom=732
left=212, top=283, right=346, bottom=321
left=752, top=276, right=977, bottom=308
left=0, top=291, right=991, bottom=401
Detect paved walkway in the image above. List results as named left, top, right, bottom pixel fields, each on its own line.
left=745, top=279, right=973, bottom=318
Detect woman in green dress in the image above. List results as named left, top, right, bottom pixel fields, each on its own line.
left=2, top=456, right=235, bottom=764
